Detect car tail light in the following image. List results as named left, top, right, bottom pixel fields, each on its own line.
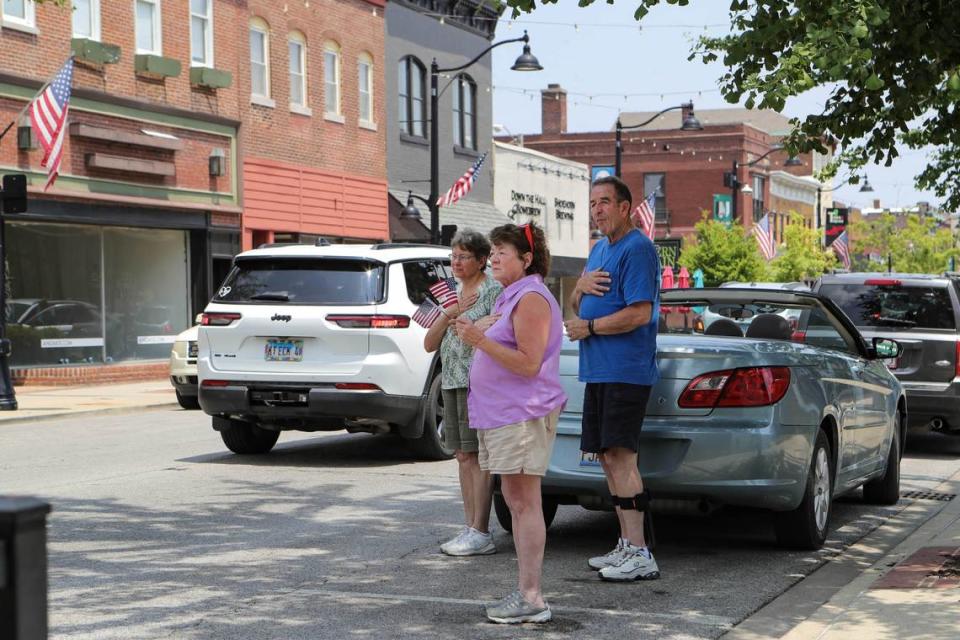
left=791, top=331, right=806, bottom=343
left=201, top=379, right=231, bottom=387
left=678, top=367, right=791, bottom=408
left=201, top=312, right=241, bottom=326
left=326, top=314, right=410, bottom=329
left=864, top=279, right=902, bottom=287
left=334, top=382, right=381, bottom=390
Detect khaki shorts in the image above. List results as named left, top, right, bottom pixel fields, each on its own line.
left=477, top=408, right=561, bottom=476
left=442, top=388, right=478, bottom=453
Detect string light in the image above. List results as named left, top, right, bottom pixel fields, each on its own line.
left=419, top=12, right=726, bottom=31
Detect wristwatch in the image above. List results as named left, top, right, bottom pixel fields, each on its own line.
left=588, top=319, right=596, bottom=336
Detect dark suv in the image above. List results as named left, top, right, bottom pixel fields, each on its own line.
left=815, top=273, right=960, bottom=435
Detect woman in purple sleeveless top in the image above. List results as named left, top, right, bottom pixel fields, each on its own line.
left=455, top=222, right=566, bottom=624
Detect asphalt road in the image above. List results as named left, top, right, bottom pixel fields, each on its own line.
left=2, top=409, right=959, bottom=639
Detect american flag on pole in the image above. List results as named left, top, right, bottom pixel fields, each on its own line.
left=831, top=230, right=851, bottom=270
left=28, top=58, right=75, bottom=191
left=437, top=152, right=487, bottom=208
left=631, top=190, right=657, bottom=239
left=412, top=299, right=443, bottom=328
left=753, top=213, right=777, bottom=260
left=428, top=277, right=459, bottom=309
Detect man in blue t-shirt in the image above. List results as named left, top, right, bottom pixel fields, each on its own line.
left=564, top=175, right=661, bottom=583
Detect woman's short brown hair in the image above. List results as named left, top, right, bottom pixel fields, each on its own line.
left=489, top=222, right=551, bottom=279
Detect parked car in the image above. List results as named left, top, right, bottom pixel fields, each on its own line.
left=169, top=317, right=202, bottom=410
left=815, top=273, right=960, bottom=436
left=8, top=298, right=102, bottom=337
left=522, top=288, right=905, bottom=550
left=197, top=242, right=453, bottom=458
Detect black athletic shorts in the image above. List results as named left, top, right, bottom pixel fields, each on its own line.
left=580, top=382, right=652, bottom=454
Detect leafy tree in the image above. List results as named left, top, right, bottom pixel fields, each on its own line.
left=503, top=0, right=960, bottom=209
left=678, top=215, right=767, bottom=286
left=770, top=214, right=836, bottom=281
left=852, top=213, right=959, bottom=274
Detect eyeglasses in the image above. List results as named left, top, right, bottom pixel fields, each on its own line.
left=451, top=254, right=476, bottom=262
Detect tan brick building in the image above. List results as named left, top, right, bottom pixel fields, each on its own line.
left=515, top=85, right=821, bottom=258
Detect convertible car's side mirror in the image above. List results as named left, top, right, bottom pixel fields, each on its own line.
left=872, top=337, right=902, bottom=360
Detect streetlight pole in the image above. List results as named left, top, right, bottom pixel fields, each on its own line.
left=725, top=146, right=801, bottom=225
left=815, top=177, right=874, bottom=247
left=427, top=31, right=542, bottom=244
left=614, top=102, right=702, bottom=178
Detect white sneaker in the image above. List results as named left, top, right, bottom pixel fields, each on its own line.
left=588, top=540, right=626, bottom=570
left=443, top=528, right=497, bottom=556
left=440, top=527, right=469, bottom=555
left=599, top=545, right=660, bottom=581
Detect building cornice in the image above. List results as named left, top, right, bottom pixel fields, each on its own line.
left=392, top=0, right=502, bottom=40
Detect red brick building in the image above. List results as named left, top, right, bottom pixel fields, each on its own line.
left=1, top=0, right=244, bottom=380
left=517, top=84, right=820, bottom=250
left=239, top=0, right=388, bottom=250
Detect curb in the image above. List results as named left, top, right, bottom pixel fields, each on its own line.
left=0, top=401, right=183, bottom=426
left=723, top=470, right=960, bottom=640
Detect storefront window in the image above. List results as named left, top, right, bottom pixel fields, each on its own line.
left=4, top=222, right=190, bottom=366
left=104, top=227, right=190, bottom=362
left=5, top=223, right=103, bottom=366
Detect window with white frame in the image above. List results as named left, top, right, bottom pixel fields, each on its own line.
left=398, top=56, right=426, bottom=138
left=190, top=0, right=213, bottom=66
left=288, top=32, right=307, bottom=110
left=452, top=74, right=476, bottom=150
left=249, top=18, right=270, bottom=99
left=323, top=41, right=341, bottom=117
left=752, top=174, right=767, bottom=223
left=134, top=0, right=161, bottom=54
left=72, top=0, right=100, bottom=40
left=2, top=0, right=36, bottom=30
left=358, top=53, right=374, bottom=124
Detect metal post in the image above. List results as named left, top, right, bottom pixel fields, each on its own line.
left=614, top=118, right=623, bottom=178
left=815, top=186, right=822, bottom=247
left=0, top=497, right=52, bottom=640
left=730, top=159, right=739, bottom=224
left=0, top=198, right=18, bottom=410
left=428, top=60, right=440, bottom=246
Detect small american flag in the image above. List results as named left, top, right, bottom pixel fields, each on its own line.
left=412, top=299, right=443, bottom=328
left=753, top=213, right=777, bottom=260
left=29, top=58, right=74, bottom=191
left=831, top=230, right=851, bottom=270
left=631, top=190, right=657, bottom=239
left=437, top=152, right=487, bottom=208
left=428, top=277, right=459, bottom=309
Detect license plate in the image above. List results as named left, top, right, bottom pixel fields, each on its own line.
left=188, top=341, right=198, bottom=358
left=579, top=451, right=601, bottom=467
left=264, top=339, right=303, bottom=362
left=884, top=357, right=901, bottom=370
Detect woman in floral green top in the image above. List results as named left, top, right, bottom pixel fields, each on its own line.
left=424, top=230, right=503, bottom=557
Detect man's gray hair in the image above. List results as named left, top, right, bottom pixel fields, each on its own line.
left=451, top=229, right=492, bottom=260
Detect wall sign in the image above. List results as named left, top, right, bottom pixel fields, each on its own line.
left=509, top=190, right=546, bottom=219
left=654, top=239, right=682, bottom=269
left=824, top=207, right=848, bottom=247
left=554, top=198, right=575, bottom=221
left=713, top=194, right=732, bottom=228
left=591, top=165, right=615, bottom=182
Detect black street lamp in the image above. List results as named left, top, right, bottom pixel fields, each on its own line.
left=724, top=146, right=802, bottom=224
left=614, top=102, right=702, bottom=178
left=0, top=173, right=28, bottom=411
left=425, top=31, right=542, bottom=244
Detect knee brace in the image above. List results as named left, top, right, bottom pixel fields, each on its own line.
left=612, top=489, right=651, bottom=511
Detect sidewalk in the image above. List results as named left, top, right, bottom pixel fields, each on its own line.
left=727, top=470, right=960, bottom=640
left=0, top=379, right=178, bottom=425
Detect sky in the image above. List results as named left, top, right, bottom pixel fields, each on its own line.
left=490, top=1, right=938, bottom=212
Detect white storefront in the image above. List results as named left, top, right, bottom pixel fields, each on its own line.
left=493, top=142, right=590, bottom=316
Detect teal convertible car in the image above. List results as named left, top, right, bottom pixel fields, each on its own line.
left=500, top=288, right=906, bottom=550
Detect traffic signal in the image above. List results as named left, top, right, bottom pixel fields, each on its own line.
left=1, top=174, right=27, bottom=214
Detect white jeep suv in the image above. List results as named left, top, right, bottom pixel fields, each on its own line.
left=197, top=242, right=453, bottom=459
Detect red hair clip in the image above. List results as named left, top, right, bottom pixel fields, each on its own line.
left=520, top=223, right=535, bottom=258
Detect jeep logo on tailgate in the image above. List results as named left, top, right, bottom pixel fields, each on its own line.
left=271, top=314, right=292, bottom=322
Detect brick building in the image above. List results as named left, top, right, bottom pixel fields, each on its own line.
left=240, top=0, right=388, bottom=250
left=516, top=85, right=823, bottom=257
left=1, top=0, right=243, bottom=381
left=385, top=0, right=511, bottom=242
